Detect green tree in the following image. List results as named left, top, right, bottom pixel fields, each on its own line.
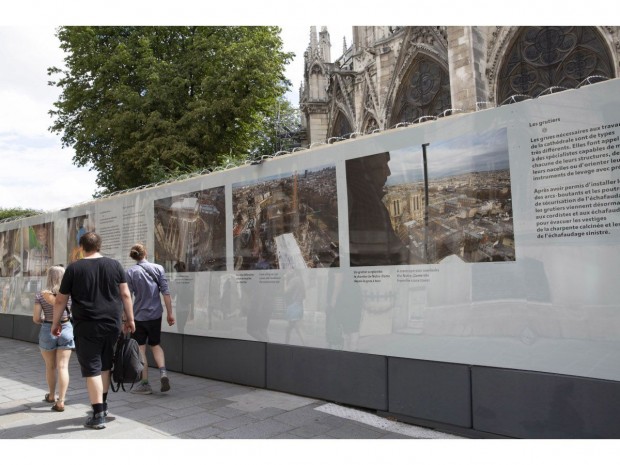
left=251, top=96, right=302, bottom=158
left=48, top=26, right=293, bottom=194
left=0, top=208, right=41, bottom=221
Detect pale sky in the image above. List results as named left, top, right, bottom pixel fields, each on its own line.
left=0, top=1, right=599, bottom=212
left=0, top=19, right=351, bottom=212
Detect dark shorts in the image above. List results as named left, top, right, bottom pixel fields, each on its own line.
left=133, top=318, right=162, bottom=346
left=74, top=331, right=120, bottom=377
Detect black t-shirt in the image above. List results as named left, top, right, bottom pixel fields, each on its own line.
left=59, top=257, right=126, bottom=337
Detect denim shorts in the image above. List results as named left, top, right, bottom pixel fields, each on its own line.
left=39, top=322, right=75, bottom=351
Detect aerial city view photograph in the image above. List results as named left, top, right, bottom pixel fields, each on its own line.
left=346, top=127, right=514, bottom=266
left=232, top=165, right=339, bottom=270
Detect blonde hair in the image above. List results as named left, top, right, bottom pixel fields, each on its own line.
left=45, top=266, right=65, bottom=294
left=129, top=243, right=147, bottom=261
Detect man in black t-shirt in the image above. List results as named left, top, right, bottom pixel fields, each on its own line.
left=52, top=232, right=135, bottom=430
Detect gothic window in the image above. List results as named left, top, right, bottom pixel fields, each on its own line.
left=392, top=199, right=401, bottom=215
left=363, top=117, right=379, bottom=134
left=391, top=57, right=451, bottom=125
left=309, top=65, right=324, bottom=100
left=497, top=26, right=614, bottom=104
left=332, top=111, right=353, bottom=138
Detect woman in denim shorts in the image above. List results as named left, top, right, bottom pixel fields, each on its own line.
left=33, top=266, right=74, bottom=412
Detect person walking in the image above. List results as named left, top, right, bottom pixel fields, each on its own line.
left=126, top=243, right=175, bottom=395
left=33, top=265, right=74, bottom=412
left=51, top=232, right=135, bottom=430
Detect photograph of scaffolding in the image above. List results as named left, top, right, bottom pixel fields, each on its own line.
left=154, top=186, right=226, bottom=272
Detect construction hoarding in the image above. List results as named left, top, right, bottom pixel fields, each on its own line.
left=2, top=79, right=620, bottom=382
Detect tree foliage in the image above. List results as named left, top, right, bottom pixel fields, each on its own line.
left=0, top=208, right=41, bottom=221
left=252, top=96, right=302, bottom=158
left=48, top=26, right=293, bottom=194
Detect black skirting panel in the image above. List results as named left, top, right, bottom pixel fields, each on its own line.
left=0, top=314, right=13, bottom=338
left=182, top=335, right=266, bottom=388
left=388, top=357, right=472, bottom=428
left=145, top=332, right=183, bottom=373
left=266, top=344, right=388, bottom=411
left=13, top=315, right=39, bottom=344
left=472, top=366, right=620, bottom=438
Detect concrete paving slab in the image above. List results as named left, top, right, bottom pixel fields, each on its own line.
left=217, top=418, right=293, bottom=439
left=0, top=336, right=464, bottom=442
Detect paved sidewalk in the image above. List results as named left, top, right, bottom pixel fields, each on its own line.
left=0, top=336, right=461, bottom=440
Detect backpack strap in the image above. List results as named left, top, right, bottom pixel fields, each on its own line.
left=110, top=333, right=121, bottom=392
left=137, top=263, right=161, bottom=291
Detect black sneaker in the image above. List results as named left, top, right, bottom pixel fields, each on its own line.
left=84, top=411, right=106, bottom=429
left=160, top=374, right=170, bottom=393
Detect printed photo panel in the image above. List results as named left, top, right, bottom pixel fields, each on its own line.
left=0, top=228, right=22, bottom=277
left=346, top=128, right=513, bottom=266
left=67, top=214, right=96, bottom=264
left=153, top=186, right=226, bottom=273
left=232, top=164, right=339, bottom=270
left=22, top=222, right=54, bottom=277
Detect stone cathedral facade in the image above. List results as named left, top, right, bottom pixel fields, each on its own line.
left=299, top=26, right=620, bottom=146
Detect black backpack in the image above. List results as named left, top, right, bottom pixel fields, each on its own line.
left=110, top=332, right=144, bottom=392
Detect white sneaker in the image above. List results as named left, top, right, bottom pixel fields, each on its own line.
left=131, top=382, right=153, bottom=395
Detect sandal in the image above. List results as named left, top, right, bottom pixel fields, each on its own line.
left=44, top=393, right=56, bottom=403
left=51, top=400, right=65, bottom=412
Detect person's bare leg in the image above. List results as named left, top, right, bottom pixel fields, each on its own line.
left=41, top=349, right=57, bottom=400
left=151, top=344, right=166, bottom=370
left=54, top=349, right=72, bottom=408
left=101, top=370, right=111, bottom=393
left=85, top=375, right=103, bottom=404
left=151, top=345, right=170, bottom=392
left=138, top=345, right=149, bottom=381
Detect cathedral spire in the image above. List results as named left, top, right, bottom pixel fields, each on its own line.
left=318, top=26, right=331, bottom=62
left=309, top=26, right=318, bottom=56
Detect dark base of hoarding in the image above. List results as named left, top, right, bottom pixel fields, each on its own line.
left=2, top=313, right=619, bottom=439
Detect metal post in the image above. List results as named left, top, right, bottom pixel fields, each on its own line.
left=422, top=143, right=430, bottom=260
